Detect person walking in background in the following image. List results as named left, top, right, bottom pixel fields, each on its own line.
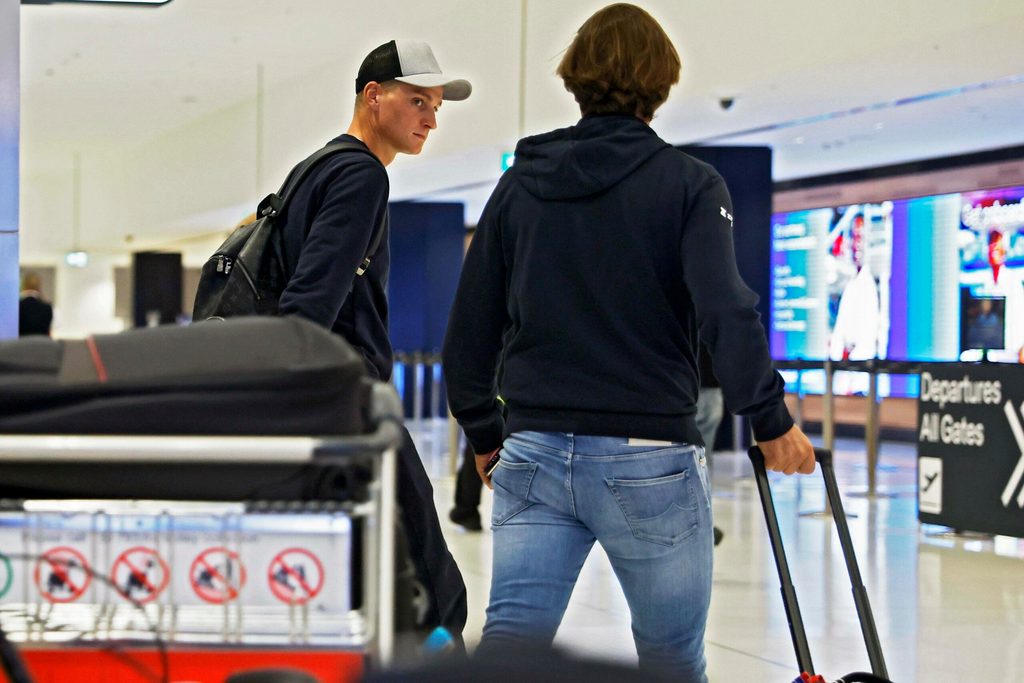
left=442, top=5, right=814, bottom=680
left=448, top=226, right=487, bottom=533
left=695, top=342, right=725, bottom=546
left=19, top=272, right=53, bottom=337
left=275, top=39, right=473, bottom=639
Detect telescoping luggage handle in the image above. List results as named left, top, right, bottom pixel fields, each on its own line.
left=747, top=446, right=891, bottom=682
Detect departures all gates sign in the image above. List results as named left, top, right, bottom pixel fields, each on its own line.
left=917, top=363, right=1024, bottom=537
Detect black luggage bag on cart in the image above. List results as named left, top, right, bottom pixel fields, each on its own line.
left=0, top=316, right=375, bottom=501
left=748, top=446, right=895, bottom=683
left=0, top=316, right=408, bottom=682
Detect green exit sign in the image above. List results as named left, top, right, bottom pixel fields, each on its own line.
left=501, top=152, right=515, bottom=171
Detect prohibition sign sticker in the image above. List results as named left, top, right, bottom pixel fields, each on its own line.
left=267, top=548, right=325, bottom=605
left=33, top=546, right=91, bottom=603
left=190, top=547, right=246, bottom=604
left=0, top=552, right=12, bottom=599
left=110, top=546, right=170, bottom=604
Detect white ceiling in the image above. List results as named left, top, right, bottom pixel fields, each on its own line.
left=18, top=0, right=1024, bottom=258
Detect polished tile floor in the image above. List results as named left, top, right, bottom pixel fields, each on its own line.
left=410, top=422, right=1024, bottom=682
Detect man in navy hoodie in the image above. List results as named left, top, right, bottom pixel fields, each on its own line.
left=277, top=40, right=472, bottom=641
left=442, top=5, right=813, bottom=680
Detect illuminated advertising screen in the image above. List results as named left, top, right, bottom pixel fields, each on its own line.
left=770, top=185, right=1024, bottom=395
left=958, top=188, right=1024, bottom=361
left=771, top=203, right=896, bottom=362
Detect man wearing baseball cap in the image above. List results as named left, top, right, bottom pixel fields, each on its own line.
left=277, top=40, right=472, bottom=640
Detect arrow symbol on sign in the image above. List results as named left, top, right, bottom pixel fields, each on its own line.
left=1001, top=400, right=1024, bottom=509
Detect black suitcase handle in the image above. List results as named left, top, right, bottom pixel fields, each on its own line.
left=748, top=446, right=889, bottom=680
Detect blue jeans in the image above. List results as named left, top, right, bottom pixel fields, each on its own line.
left=478, top=432, right=713, bottom=682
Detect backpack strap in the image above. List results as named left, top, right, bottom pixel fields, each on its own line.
left=356, top=208, right=388, bottom=275
left=257, top=141, right=388, bottom=277
left=257, top=141, right=372, bottom=218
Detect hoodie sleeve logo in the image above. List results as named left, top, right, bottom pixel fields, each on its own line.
left=720, top=207, right=734, bottom=227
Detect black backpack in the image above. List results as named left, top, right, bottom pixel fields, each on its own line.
left=192, top=142, right=386, bottom=321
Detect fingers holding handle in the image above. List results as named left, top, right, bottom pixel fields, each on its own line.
left=751, top=425, right=817, bottom=476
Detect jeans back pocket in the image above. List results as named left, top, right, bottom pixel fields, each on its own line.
left=491, top=460, right=538, bottom=526
left=605, top=469, right=699, bottom=546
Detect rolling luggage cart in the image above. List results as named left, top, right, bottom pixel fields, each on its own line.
left=748, top=446, right=894, bottom=683
left=0, top=382, right=402, bottom=683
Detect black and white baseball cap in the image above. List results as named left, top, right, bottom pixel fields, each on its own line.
left=355, top=40, right=472, bottom=101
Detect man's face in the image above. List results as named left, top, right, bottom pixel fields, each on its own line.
left=377, top=82, right=444, bottom=156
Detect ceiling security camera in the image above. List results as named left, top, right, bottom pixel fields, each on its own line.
left=719, top=97, right=735, bottom=111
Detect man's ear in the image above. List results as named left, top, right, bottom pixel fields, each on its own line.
left=363, top=82, right=382, bottom=109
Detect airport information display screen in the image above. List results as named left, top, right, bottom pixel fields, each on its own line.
left=770, top=185, right=1024, bottom=395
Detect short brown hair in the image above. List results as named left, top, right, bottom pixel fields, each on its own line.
left=556, top=4, right=681, bottom=121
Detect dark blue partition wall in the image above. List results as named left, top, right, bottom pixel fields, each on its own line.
left=132, top=251, right=182, bottom=327
left=387, top=201, right=465, bottom=352
left=387, top=201, right=465, bottom=418
left=676, top=146, right=773, bottom=323
left=676, top=146, right=774, bottom=449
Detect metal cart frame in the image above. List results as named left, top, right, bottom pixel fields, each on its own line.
left=0, top=383, right=403, bottom=678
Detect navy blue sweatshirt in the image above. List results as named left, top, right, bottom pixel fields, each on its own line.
left=442, top=115, right=792, bottom=454
left=278, top=135, right=393, bottom=381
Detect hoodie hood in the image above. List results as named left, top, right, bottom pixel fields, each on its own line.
left=512, top=114, right=671, bottom=201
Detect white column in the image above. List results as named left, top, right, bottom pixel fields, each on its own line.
left=0, top=0, right=19, bottom=339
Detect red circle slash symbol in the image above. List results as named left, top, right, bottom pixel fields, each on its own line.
left=110, top=546, right=170, bottom=604
left=34, top=546, right=91, bottom=603
left=190, top=547, right=246, bottom=604
left=268, top=548, right=325, bottom=605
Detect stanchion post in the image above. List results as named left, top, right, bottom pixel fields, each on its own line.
left=866, top=364, right=881, bottom=497
left=392, top=353, right=408, bottom=419
left=820, top=360, right=836, bottom=517
left=823, top=359, right=835, bottom=454
left=412, top=352, right=424, bottom=429
left=732, top=414, right=744, bottom=452
left=430, top=355, right=442, bottom=423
